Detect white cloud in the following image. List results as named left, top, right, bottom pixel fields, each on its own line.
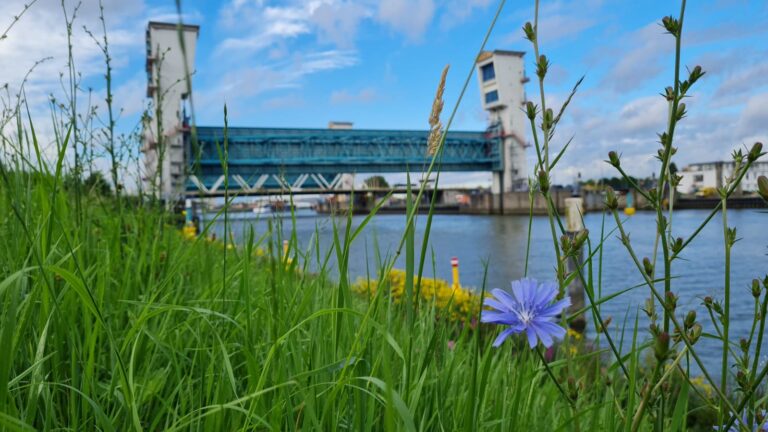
left=503, top=0, right=602, bottom=48
left=601, top=21, right=673, bottom=92
left=377, top=0, right=435, bottom=42
left=712, top=61, right=768, bottom=107
left=218, top=0, right=373, bottom=53
left=311, top=2, right=370, bottom=48
left=438, top=0, right=492, bottom=29
left=197, top=49, right=358, bottom=118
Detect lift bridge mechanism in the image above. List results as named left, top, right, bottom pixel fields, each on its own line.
left=185, top=126, right=502, bottom=195
left=142, top=21, right=528, bottom=199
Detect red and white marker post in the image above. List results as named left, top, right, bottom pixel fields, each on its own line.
left=450, top=257, right=460, bottom=290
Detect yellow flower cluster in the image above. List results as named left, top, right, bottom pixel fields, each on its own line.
left=181, top=222, right=197, bottom=240
left=353, top=269, right=483, bottom=322
left=689, top=375, right=714, bottom=399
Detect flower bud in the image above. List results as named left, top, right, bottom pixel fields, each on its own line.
left=737, top=370, right=748, bottom=389
left=663, top=86, right=675, bottom=101
left=732, top=148, right=746, bottom=163
left=740, top=338, right=749, bottom=353
left=538, top=170, right=550, bottom=193
left=665, top=291, right=677, bottom=311
left=560, top=234, right=572, bottom=254
left=688, top=65, right=704, bottom=85
left=658, top=132, right=670, bottom=146
left=536, top=55, right=549, bottom=79
left=522, top=22, right=536, bottom=42
left=655, top=332, right=670, bottom=362
left=712, top=301, right=723, bottom=316
left=542, top=108, right=554, bottom=130
left=684, top=310, right=696, bottom=330
left=643, top=257, right=654, bottom=277
left=525, top=101, right=537, bottom=120
left=758, top=176, right=768, bottom=201
left=672, top=237, right=684, bottom=254
left=661, top=16, right=680, bottom=36
left=608, top=151, right=620, bottom=168
left=753, top=279, right=762, bottom=298
left=573, top=229, right=589, bottom=250
left=605, top=187, right=618, bottom=210
left=689, top=323, right=702, bottom=344
left=748, top=142, right=763, bottom=162
left=703, top=296, right=713, bottom=307
left=675, top=103, right=687, bottom=121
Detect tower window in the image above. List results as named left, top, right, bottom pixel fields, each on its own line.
left=481, top=63, right=496, bottom=81
left=485, top=90, right=499, bottom=104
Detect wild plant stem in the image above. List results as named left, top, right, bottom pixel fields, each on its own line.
left=542, top=194, right=631, bottom=382
left=610, top=207, right=738, bottom=416
left=720, top=196, right=731, bottom=424
left=535, top=348, right=573, bottom=408
left=748, top=289, right=768, bottom=427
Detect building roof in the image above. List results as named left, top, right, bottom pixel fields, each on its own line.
left=148, top=21, right=200, bottom=32
left=476, top=49, right=526, bottom=63
left=491, top=49, right=526, bottom=57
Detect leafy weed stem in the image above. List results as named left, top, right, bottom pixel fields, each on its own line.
left=540, top=193, right=631, bottom=384
left=748, top=288, right=768, bottom=426
left=609, top=208, right=739, bottom=415
left=535, top=347, right=574, bottom=409
left=719, top=194, right=731, bottom=425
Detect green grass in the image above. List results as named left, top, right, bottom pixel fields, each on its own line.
left=0, top=169, right=631, bottom=430
left=2, top=0, right=767, bottom=429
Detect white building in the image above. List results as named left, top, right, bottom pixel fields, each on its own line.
left=677, top=160, right=768, bottom=194
left=142, top=21, right=199, bottom=202
left=475, top=50, right=529, bottom=192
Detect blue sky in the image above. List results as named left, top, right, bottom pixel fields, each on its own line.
left=1, top=0, right=766, bottom=187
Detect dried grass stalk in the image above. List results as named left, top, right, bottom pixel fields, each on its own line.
left=427, top=65, right=449, bottom=156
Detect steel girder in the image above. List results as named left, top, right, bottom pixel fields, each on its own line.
left=184, top=126, right=501, bottom=194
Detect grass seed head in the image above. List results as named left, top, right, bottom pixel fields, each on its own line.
left=427, top=65, right=449, bottom=156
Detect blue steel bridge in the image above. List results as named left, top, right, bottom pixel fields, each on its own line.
left=185, top=126, right=502, bottom=196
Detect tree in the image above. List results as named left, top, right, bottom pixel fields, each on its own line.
left=65, top=171, right=112, bottom=196
left=363, top=175, right=389, bottom=189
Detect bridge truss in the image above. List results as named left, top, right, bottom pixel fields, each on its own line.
left=185, top=126, right=501, bottom=196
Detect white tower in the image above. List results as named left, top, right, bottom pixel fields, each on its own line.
left=476, top=50, right=528, bottom=193
left=142, top=21, right=199, bottom=202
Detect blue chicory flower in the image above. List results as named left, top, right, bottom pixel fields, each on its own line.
left=481, top=278, right=570, bottom=349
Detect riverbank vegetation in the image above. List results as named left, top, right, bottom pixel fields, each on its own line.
left=2, top=0, right=768, bottom=430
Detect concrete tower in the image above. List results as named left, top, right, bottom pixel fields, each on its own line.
left=476, top=50, right=528, bottom=192
left=142, top=21, right=199, bottom=202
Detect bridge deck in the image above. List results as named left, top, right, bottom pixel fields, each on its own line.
left=185, top=126, right=501, bottom=194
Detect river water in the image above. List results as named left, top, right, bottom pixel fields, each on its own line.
left=208, top=209, right=767, bottom=375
